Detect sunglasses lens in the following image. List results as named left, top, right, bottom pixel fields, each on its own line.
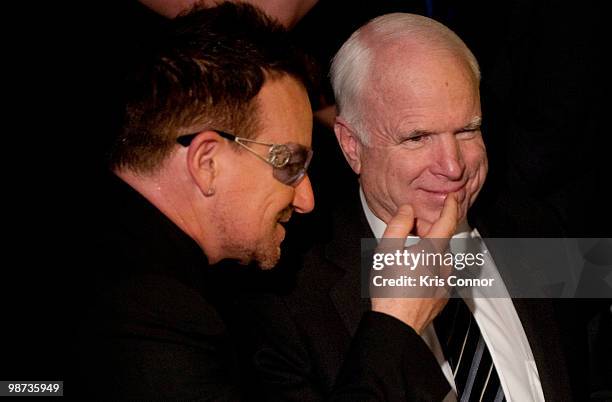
left=273, top=144, right=312, bottom=186
left=269, top=144, right=292, bottom=168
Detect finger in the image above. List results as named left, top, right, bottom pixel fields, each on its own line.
left=426, top=192, right=458, bottom=239
left=377, top=204, right=415, bottom=256
left=382, top=204, right=415, bottom=239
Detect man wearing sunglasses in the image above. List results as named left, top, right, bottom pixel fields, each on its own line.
left=72, top=3, right=316, bottom=398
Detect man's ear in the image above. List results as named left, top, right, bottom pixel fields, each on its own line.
left=185, top=131, right=222, bottom=197
left=334, top=117, right=362, bottom=174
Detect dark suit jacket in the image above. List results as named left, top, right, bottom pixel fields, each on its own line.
left=70, top=174, right=259, bottom=400
left=239, top=179, right=578, bottom=401
left=71, top=174, right=450, bottom=401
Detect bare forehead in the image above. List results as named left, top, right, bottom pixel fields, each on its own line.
left=359, top=42, right=481, bottom=134
left=370, top=41, right=470, bottom=84
left=363, top=43, right=478, bottom=108
left=256, top=75, right=312, bottom=146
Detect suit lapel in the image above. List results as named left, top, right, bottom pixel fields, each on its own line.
left=473, top=217, right=572, bottom=400
left=326, top=184, right=374, bottom=336
left=513, top=299, right=573, bottom=401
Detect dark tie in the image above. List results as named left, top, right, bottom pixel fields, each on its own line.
left=435, top=297, right=506, bottom=401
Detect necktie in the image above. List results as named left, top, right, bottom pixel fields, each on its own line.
left=435, top=297, right=506, bottom=401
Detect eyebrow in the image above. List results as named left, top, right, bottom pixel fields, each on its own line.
left=403, top=116, right=482, bottom=138
left=404, top=129, right=435, bottom=138
left=457, top=116, right=482, bottom=132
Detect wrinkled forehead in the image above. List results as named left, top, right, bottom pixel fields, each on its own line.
left=356, top=44, right=480, bottom=137
left=368, top=41, right=476, bottom=91
left=361, top=45, right=478, bottom=116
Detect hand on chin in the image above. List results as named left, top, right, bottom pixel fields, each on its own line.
left=413, top=218, right=433, bottom=237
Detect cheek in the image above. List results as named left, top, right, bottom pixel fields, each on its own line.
left=361, top=151, right=385, bottom=187
left=380, top=158, right=429, bottom=220
left=463, top=144, right=488, bottom=198
left=387, top=155, right=426, bottom=197
left=233, top=186, right=290, bottom=233
left=462, top=140, right=487, bottom=174
left=262, top=188, right=294, bottom=221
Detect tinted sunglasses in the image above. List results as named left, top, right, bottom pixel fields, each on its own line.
left=177, top=130, right=313, bottom=187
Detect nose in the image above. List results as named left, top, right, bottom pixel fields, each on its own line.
left=292, top=175, right=315, bottom=214
left=430, top=135, right=465, bottom=180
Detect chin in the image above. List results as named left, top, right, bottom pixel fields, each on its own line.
left=250, top=223, right=287, bottom=270
left=415, top=206, right=441, bottom=224
left=255, top=243, right=282, bottom=270
left=257, top=255, right=280, bottom=270
left=413, top=208, right=446, bottom=236
left=415, top=205, right=469, bottom=236
left=257, top=261, right=277, bottom=270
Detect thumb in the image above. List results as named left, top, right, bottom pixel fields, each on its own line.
left=426, top=193, right=458, bottom=239
left=382, top=204, right=415, bottom=240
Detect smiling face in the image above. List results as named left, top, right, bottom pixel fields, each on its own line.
left=356, top=44, right=487, bottom=235
left=212, top=75, right=314, bottom=268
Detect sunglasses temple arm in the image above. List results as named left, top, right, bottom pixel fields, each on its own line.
left=233, top=140, right=274, bottom=166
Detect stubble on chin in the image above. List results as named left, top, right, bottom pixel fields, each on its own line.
left=257, top=208, right=293, bottom=270
left=255, top=244, right=281, bottom=270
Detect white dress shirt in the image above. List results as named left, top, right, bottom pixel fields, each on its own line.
left=359, top=188, right=545, bottom=402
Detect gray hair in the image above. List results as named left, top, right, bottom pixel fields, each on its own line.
left=330, top=13, right=480, bottom=144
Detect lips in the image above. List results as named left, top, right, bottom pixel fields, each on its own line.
left=421, top=183, right=466, bottom=195
left=419, top=184, right=467, bottom=205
